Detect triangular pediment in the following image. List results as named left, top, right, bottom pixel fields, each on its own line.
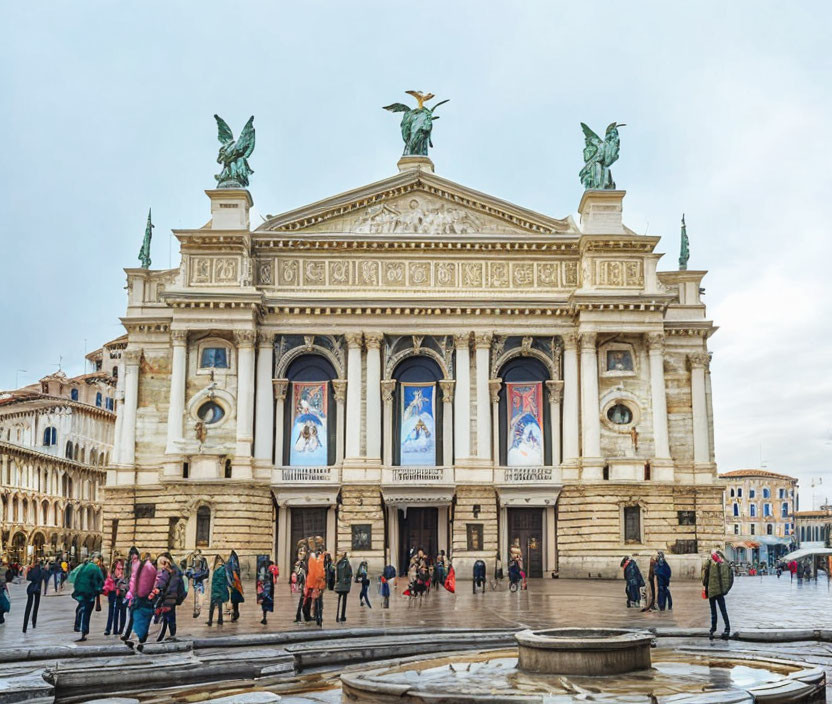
left=257, top=169, right=577, bottom=236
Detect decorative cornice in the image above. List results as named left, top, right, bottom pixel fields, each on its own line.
left=332, top=379, right=348, bottom=402
left=254, top=238, right=579, bottom=253
left=266, top=305, right=571, bottom=318
left=545, top=379, right=564, bottom=403
left=439, top=379, right=456, bottom=403
left=272, top=378, right=289, bottom=401
left=233, top=330, right=257, bottom=347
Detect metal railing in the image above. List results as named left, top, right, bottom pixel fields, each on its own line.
left=383, top=466, right=453, bottom=484
left=496, top=466, right=555, bottom=483
left=274, top=466, right=339, bottom=483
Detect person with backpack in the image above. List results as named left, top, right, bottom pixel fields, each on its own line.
left=356, top=560, right=372, bottom=608
left=703, top=549, right=733, bottom=640
left=150, top=552, right=184, bottom=642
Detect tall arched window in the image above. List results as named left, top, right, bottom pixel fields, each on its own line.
left=70, top=388, right=79, bottom=401
left=196, top=506, right=211, bottom=548
left=497, top=357, right=551, bottom=467
left=65, top=441, right=74, bottom=459
left=43, top=427, right=57, bottom=446
left=95, top=392, right=102, bottom=407
left=392, top=356, right=443, bottom=467
left=284, top=354, right=337, bottom=466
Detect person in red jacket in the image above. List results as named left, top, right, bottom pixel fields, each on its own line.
left=788, top=560, right=798, bottom=582
left=304, top=550, right=327, bottom=627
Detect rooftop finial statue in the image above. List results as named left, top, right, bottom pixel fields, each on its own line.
left=138, top=208, right=153, bottom=269
left=383, top=91, right=449, bottom=157
left=679, top=213, right=690, bottom=270
left=214, top=115, right=255, bottom=188
left=579, top=122, right=625, bottom=190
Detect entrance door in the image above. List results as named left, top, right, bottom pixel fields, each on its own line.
left=290, top=507, right=328, bottom=556
left=508, top=507, right=543, bottom=578
left=399, top=507, right=438, bottom=572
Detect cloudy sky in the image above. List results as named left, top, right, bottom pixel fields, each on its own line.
left=2, top=2, right=829, bottom=500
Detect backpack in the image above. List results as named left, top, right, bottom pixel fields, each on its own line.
left=173, top=569, right=188, bottom=605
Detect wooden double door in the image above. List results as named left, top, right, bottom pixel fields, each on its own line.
left=508, top=507, right=543, bottom=578
left=399, top=507, right=438, bottom=572
left=290, top=507, right=328, bottom=554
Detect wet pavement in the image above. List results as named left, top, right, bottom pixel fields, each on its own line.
left=0, top=573, right=828, bottom=647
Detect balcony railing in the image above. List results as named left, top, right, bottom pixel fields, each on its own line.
left=495, top=466, right=556, bottom=483
left=382, top=466, right=454, bottom=485
left=273, top=466, right=340, bottom=484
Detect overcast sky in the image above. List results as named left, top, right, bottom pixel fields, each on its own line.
left=2, top=2, right=829, bottom=500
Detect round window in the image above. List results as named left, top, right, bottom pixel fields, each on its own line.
left=607, top=403, right=633, bottom=425
left=197, top=401, right=225, bottom=424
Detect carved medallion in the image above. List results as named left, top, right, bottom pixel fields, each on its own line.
left=408, top=262, right=430, bottom=286
left=304, top=261, right=325, bottom=286
left=278, top=259, right=298, bottom=286
left=191, top=257, right=211, bottom=284
left=382, top=261, right=405, bottom=286
left=513, top=263, right=534, bottom=288
left=214, top=258, right=238, bottom=283
left=489, top=262, right=509, bottom=288
left=329, top=260, right=352, bottom=286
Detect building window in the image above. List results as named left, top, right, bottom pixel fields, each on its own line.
left=737, top=488, right=742, bottom=498
left=134, top=503, right=156, bottom=519
left=224, top=459, right=232, bottom=479
left=182, top=461, right=189, bottom=479
left=785, top=524, right=790, bottom=536
left=623, top=505, right=641, bottom=543
left=42, top=427, right=57, bottom=446
left=196, top=506, right=211, bottom=547
left=732, top=503, right=739, bottom=517
left=112, top=366, right=118, bottom=378
left=750, top=524, right=756, bottom=535
left=392, top=354, right=444, bottom=468
left=105, top=397, right=114, bottom=411
left=763, top=487, right=770, bottom=499
left=677, top=510, right=696, bottom=525
left=70, top=388, right=79, bottom=401
left=95, top=392, right=102, bottom=407
left=607, top=403, right=633, bottom=425
left=730, top=488, right=735, bottom=497
left=781, top=502, right=789, bottom=518
left=733, top=524, right=739, bottom=535
left=749, top=488, right=756, bottom=499
left=197, top=401, right=225, bottom=425
left=778, top=488, right=785, bottom=499
left=766, top=523, right=773, bottom=535
left=200, top=347, right=229, bottom=369
left=764, top=503, right=772, bottom=517
left=749, top=504, right=757, bottom=517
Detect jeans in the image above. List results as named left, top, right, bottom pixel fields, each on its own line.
left=157, top=607, right=176, bottom=640
left=208, top=599, right=224, bottom=625
left=709, top=595, right=730, bottom=633
left=131, top=598, right=154, bottom=642
left=359, top=582, right=372, bottom=607
left=658, top=584, right=672, bottom=610
left=52, top=572, right=60, bottom=591
left=23, top=591, right=40, bottom=631
left=74, top=597, right=95, bottom=635
left=105, top=593, right=127, bottom=634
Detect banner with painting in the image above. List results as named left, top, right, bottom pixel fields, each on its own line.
left=400, top=382, right=436, bottom=466
left=506, top=382, right=544, bottom=466
left=289, top=381, right=328, bottom=466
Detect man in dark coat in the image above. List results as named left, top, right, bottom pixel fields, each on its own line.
left=654, top=551, right=672, bottom=611
left=334, top=553, right=353, bottom=623
left=620, top=555, right=644, bottom=608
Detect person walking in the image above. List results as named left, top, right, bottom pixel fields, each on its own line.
left=305, top=549, right=327, bottom=626
left=641, top=556, right=657, bottom=612
left=0, top=568, right=10, bottom=625
left=72, top=555, right=104, bottom=642
left=703, top=549, right=733, bottom=640
left=119, top=547, right=140, bottom=642
left=104, top=557, right=127, bottom=636
left=356, top=561, right=372, bottom=608
left=256, top=557, right=278, bottom=625
left=225, top=550, right=244, bottom=622
left=655, top=551, right=672, bottom=611
left=381, top=563, right=396, bottom=609
left=207, top=555, right=229, bottom=626
left=50, top=560, right=61, bottom=592
left=334, top=552, right=353, bottom=623
left=151, top=553, right=183, bottom=642
left=124, top=552, right=157, bottom=651
left=40, top=560, right=51, bottom=595
left=620, top=556, right=645, bottom=608
left=23, top=558, right=45, bottom=633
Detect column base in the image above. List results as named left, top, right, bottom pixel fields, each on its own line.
left=650, top=458, right=675, bottom=482
left=580, top=458, right=605, bottom=481
left=231, top=457, right=253, bottom=480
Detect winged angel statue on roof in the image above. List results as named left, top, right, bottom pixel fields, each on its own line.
left=579, top=122, right=625, bottom=190
left=214, top=115, right=255, bottom=188
left=384, top=91, right=449, bottom=156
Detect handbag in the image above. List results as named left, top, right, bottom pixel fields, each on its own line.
left=701, top=587, right=707, bottom=600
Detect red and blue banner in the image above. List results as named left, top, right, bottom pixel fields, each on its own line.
left=506, top=382, right=543, bottom=466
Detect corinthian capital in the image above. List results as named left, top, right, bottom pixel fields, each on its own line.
left=561, top=331, right=579, bottom=350
left=579, top=332, right=597, bottom=351
left=545, top=379, right=564, bottom=404
left=453, top=333, right=471, bottom=350
left=646, top=332, right=665, bottom=354
left=123, top=348, right=142, bottom=366
left=345, top=332, right=364, bottom=349
left=272, top=378, right=289, bottom=401
left=439, top=379, right=455, bottom=403
left=364, top=333, right=383, bottom=350
left=257, top=330, right=274, bottom=347
left=170, top=329, right=189, bottom=345
left=332, top=379, right=347, bottom=402
left=381, top=379, right=396, bottom=403
left=233, top=330, right=256, bottom=347
left=474, top=332, right=493, bottom=349
left=688, top=352, right=711, bottom=370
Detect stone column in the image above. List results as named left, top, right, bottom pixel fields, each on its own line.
left=254, top=332, right=275, bottom=462
left=272, top=379, right=288, bottom=467
left=344, top=334, right=363, bottom=460
left=234, top=330, right=257, bottom=460
left=326, top=505, right=336, bottom=554
left=166, top=330, right=188, bottom=455
left=489, top=379, right=502, bottom=466
left=453, top=334, right=471, bottom=461
left=545, top=380, right=564, bottom=466
left=332, top=379, right=348, bottom=464
left=439, top=380, right=455, bottom=466
left=387, top=505, right=399, bottom=568
left=561, top=333, right=580, bottom=462
left=364, top=333, right=382, bottom=462
left=689, top=352, right=711, bottom=465
left=120, top=348, right=141, bottom=467
left=579, top=332, right=601, bottom=458
left=276, top=501, right=289, bottom=575
left=381, top=380, right=396, bottom=466
left=474, top=333, right=492, bottom=461
left=647, top=333, right=671, bottom=459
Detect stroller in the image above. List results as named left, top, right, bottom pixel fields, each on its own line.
left=472, top=560, right=487, bottom=593
left=508, top=559, right=525, bottom=592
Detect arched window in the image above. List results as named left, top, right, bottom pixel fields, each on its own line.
left=196, top=506, right=211, bottom=547
left=762, top=487, right=770, bottom=499
left=95, top=392, right=102, bottom=407
left=70, top=388, right=79, bottom=401
left=729, top=488, right=735, bottom=497
left=392, top=355, right=443, bottom=467
left=766, top=523, right=773, bottom=535
left=763, top=503, right=771, bottom=517
left=497, top=356, right=551, bottom=467
left=43, top=426, right=56, bottom=446
left=112, top=366, right=118, bottom=378
left=284, top=354, right=338, bottom=467
left=65, top=504, right=73, bottom=528
left=65, top=441, right=73, bottom=459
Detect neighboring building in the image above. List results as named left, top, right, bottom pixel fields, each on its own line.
left=793, top=508, right=832, bottom=549
left=103, top=146, right=724, bottom=580
left=0, top=344, right=121, bottom=563
left=719, top=469, right=798, bottom=565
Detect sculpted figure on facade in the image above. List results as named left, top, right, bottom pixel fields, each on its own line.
left=383, top=91, right=449, bottom=156
left=213, top=114, right=255, bottom=189
left=353, top=197, right=480, bottom=235
left=579, top=121, right=625, bottom=190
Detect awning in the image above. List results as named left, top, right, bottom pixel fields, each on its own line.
left=728, top=540, right=760, bottom=549
left=782, top=548, right=832, bottom=562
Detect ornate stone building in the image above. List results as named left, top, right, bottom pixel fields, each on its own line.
left=719, top=469, right=798, bottom=565
left=0, top=343, right=121, bottom=562
left=103, top=152, right=723, bottom=579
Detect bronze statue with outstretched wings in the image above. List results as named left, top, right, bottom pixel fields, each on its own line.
left=384, top=91, right=449, bottom=157
left=214, top=115, right=256, bottom=188
left=579, top=121, right=625, bottom=190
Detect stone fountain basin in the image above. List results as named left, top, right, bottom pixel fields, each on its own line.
left=515, top=627, right=654, bottom=675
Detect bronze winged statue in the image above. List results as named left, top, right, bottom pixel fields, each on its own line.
left=214, top=115, right=255, bottom=188
left=383, top=91, right=449, bottom=156
left=579, top=122, right=625, bottom=190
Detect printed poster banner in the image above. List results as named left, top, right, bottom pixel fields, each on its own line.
left=290, top=381, right=328, bottom=466
left=506, top=381, right=543, bottom=467
left=400, top=382, right=436, bottom=466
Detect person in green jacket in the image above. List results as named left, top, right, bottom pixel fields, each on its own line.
left=72, top=555, right=104, bottom=641
left=207, top=555, right=229, bottom=626
left=702, top=549, right=733, bottom=640
left=334, top=552, right=353, bottom=623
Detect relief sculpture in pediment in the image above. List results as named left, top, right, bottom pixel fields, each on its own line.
left=353, top=197, right=480, bottom=235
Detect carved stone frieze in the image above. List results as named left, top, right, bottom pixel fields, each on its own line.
left=596, top=259, right=644, bottom=288
left=256, top=259, right=273, bottom=286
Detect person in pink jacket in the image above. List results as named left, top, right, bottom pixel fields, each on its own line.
left=124, top=553, right=157, bottom=651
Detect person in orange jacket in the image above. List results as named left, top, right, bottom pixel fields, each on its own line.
left=304, top=550, right=327, bottom=626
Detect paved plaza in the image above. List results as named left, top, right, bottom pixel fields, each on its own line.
left=1, top=574, right=829, bottom=648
